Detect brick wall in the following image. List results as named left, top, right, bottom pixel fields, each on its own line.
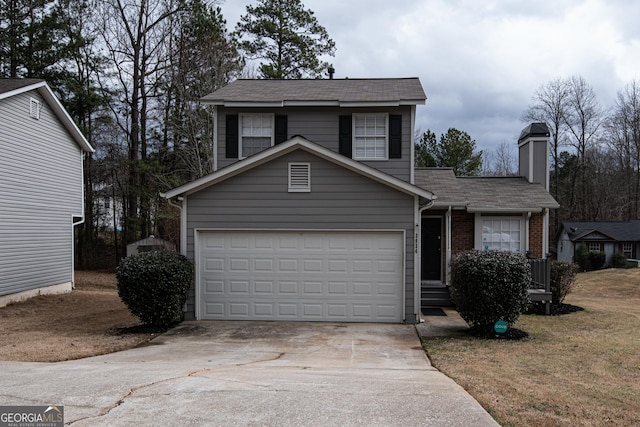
left=451, top=211, right=475, bottom=256
left=529, top=212, right=544, bottom=258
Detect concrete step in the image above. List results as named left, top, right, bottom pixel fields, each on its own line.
left=421, top=286, right=452, bottom=307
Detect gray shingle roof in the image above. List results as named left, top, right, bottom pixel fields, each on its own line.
left=562, top=220, right=640, bottom=242
left=200, top=78, right=426, bottom=106
left=0, top=78, right=45, bottom=95
left=415, top=168, right=559, bottom=211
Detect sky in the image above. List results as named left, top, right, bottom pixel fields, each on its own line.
left=219, top=0, right=640, bottom=156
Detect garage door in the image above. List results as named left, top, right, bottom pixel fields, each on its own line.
left=197, top=230, right=404, bottom=322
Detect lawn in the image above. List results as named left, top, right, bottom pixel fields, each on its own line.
left=422, top=268, right=640, bottom=426
left=0, top=270, right=156, bottom=362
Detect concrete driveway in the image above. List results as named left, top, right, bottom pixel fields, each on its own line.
left=0, top=322, right=498, bottom=426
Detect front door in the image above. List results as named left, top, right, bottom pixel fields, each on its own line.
left=421, top=217, right=442, bottom=281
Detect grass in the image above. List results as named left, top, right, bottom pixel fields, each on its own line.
left=422, top=268, right=640, bottom=427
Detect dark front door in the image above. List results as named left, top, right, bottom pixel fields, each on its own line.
left=421, top=217, right=442, bottom=281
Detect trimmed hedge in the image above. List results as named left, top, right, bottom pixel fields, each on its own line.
left=116, top=250, right=193, bottom=327
left=450, top=250, right=531, bottom=331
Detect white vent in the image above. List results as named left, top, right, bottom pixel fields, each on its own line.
left=29, top=97, right=40, bottom=120
left=288, top=162, right=311, bottom=192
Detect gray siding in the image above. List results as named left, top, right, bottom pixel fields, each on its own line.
left=0, top=90, right=84, bottom=295
left=186, top=150, right=416, bottom=321
left=217, top=106, right=413, bottom=182
left=533, top=140, right=548, bottom=188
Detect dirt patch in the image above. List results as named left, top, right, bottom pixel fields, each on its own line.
left=0, top=270, right=157, bottom=362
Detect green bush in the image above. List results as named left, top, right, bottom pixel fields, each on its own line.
left=550, top=261, right=578, bottom=304
left=450, top=250, right=531, bottom=332
left=589, top=251, right=606, bottom=270
left=116, top=250, right=193, bottom=327
left=613, top=252, right=628, bottom=268
left=575, top=244, right=591, bottom=271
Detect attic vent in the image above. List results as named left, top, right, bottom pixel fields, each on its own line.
left=288, top=162, right=310, bottom=192
left=29, top=97, right=40, bottom=120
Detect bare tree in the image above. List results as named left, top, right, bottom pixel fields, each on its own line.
left=605, top=80, right=640, bottom=219
left=97, top=0, right=185, bottom=248
left=483, top=141, right=517, bottom=176
left=522, top=78, right=569, bottom=203
left=563, top=76, right=604, bottom=220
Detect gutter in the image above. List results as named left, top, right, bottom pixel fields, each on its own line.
left=162, top=193, right=187, bottom=256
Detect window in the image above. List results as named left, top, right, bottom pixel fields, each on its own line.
left=288, top=163, right=310, bottom=192
left=588, top=242, right=601, bottom=252
left=29, top=97, right=40, bottom=120
left=353, top=114, right=388, bottom=160
left=240, top=113, right=273, bottom=158
left=623, top=243, right=633, bottom=258
left=479, top=217, right=523, bottom=253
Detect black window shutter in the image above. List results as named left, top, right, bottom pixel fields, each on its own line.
left=225, top=114, right=239, bottom=159
left=275, top=115, right=288, bottom=144
left=389, top=114, right=402, bottom=158
left=339, top=115, right=352, bottom=158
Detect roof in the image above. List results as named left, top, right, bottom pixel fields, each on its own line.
left=561, top=220, right=640, bottom=242
left=0, top=79, right=94, bottom=152
left=200, top=78, right=426, bottom=107
left=519, top=122, right=550, bottom=143
left=415, top=168, right=559, bottom=212
left=162, top=136, right=434, bottom=201
left=0, top=78, right=46, bottom=94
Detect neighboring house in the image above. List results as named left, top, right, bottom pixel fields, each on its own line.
left=557, top=220, right=640, bottom=266
left=162, top=79, right=557, bottom=323
left=0, top=79, right=93, bottom=307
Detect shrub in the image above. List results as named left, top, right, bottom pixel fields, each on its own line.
left=116, top=250, right=193, bottom=327
left=450, top=250, right=531, bottom=332
left=589, top=251, right=606, bottom=270
left=550, top=261, right=578, bottom=304
left=613, top=252, right=628, bottom=268
left=575, top=244, right=591, bottom=271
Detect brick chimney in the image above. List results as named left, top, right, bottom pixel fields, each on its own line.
left=518, top=123, right=550, bottom=190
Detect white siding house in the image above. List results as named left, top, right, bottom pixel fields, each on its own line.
left=0, top=79, right=94, bottom=307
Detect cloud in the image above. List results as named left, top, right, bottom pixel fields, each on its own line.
left=221, top=0, right=640, bottom=154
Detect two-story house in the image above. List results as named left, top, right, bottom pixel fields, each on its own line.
left=0, top=79, right=93, bottom=307
left=162, top=79, right=558, bottom=323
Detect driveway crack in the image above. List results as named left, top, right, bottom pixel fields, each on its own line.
left=66, top=369, right=213, bottom=425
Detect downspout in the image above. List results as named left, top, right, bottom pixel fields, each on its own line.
left=445, top=206, right=452, bottom=285
left=542, top=208, right=549, bottom=257
left=212, top=105, right=218, bottom=172
left=164, top=195, right=187, bottom=256
left=415, top=198, right=435, bottom=323
left=71, top=151, right=87, bottom=289
left=71, top=216, right=84, bottom=290
left=525, top=212, right=531, bottom=255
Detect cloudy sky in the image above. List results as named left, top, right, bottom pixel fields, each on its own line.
left=219, top=0, right=640, bottom=156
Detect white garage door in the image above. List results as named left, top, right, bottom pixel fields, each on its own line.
left=197, top=230, right=404, bottom=322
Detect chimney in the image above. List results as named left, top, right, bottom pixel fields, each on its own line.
left=327, top=66, right=335, bottom=79
left=518, top=123, right=550, bottom=190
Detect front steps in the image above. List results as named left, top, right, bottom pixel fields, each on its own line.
left=421, top=281, right=452, bottom=307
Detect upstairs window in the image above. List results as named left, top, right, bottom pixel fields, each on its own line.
left=353, top=114, right=388, bottom=160
left=240, top=113, right=273, bottom=158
